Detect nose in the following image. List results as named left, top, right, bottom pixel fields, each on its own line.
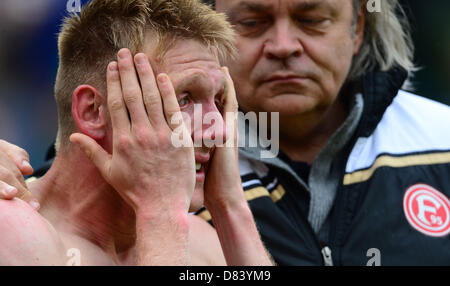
left=191, top=102, right=227, bottom=148
left=264, top=20, right=303, bottom=61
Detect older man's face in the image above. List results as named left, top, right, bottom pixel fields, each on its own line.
left=145, top=39, right=226, bottom=212
left=216, top=0, right=363, bottom=117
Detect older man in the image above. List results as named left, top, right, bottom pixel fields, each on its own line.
left=190, top=0, right=450, bottom=265
left=2, top=0, right=450, bottom=266
left=0, top=0, right=272, bottom=266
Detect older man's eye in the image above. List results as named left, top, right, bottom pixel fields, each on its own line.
left=235, top=18, right=271, bottom=36
left=296, top=17, right=329, bottom=27
left=238, top=19, right=261, bottom=27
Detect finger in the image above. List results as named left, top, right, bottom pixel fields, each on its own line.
left=134, top=53, right=165, bottom=127
left=117, top=48, right=149, bottom=127
left=221, top=67, right=239, bottom=147
left=18, top=159, right=34, bottom=176
left=0, top=181, right=18, bottom=200
left=18, top=189, right=41, bottom=211
left=157, top=74, right=185, bottom=131
left=0, top=175, right=40, bottom=211
left=70, top=133, right=111, bottom=180
left=221, top=67, right=239, bottom=114
left=0, top=140, right=33, bottom=176
left=0, top=152, right=28, bottom=189
left=107, top=61, right=130, bottom=133
left=9, top=149, right=33, bottom=176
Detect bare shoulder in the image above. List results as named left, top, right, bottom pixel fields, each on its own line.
left=188, top=214, right=226, bottom=266
left=0, top=199, right=66, bottom=265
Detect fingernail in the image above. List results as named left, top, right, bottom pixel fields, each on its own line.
left=29, top=200, right=40, bottom=211
left=22, top=160, right=32, bottom=170
left=135, top=53, right=147, bottom=65
left=4, top=185, right=17, bottom=196
left=118, top=48, right=130, bottom=59
left=158, top=74, right=167, bottom=83
left=109, top=62, right=118, bottom=71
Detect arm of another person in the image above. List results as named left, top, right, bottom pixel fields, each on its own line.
left=0, top=198, right=66, bottom=265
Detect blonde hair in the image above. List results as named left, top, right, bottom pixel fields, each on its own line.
left=349, top=0, right=416, bottom=84
left=54, top=0, right=235, bottom=152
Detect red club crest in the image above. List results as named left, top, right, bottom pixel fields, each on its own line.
left=403, top=184, right=450, bottom=237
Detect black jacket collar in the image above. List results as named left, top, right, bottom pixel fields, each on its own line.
left=357, top=67, right=408, bottom=137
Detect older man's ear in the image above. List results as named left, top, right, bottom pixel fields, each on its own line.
left=71, top=85, right=108, bottom=141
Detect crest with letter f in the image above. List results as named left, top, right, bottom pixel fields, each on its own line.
left=403, top=184, right=450, bottom=237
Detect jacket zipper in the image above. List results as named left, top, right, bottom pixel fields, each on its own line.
left=261, top=162, right=333, bottom=266
left=321, top=246, right=334, bottom=266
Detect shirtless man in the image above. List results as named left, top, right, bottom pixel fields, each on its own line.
left=0, top=0, right=272, bottom=266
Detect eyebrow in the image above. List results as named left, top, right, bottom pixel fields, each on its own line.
left=174, top=71, right=225, bottom=98
left=227, top=0, right=339, bottom=18
left=292, top=0, right=339, bottom=16
left=175, top=73, right=204, bottom=96
left=227, top=1, right=272, bottom=21
left=293, top=1, right=322, bottom=11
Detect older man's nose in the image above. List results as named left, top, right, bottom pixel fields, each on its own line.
left=264, top=21, right=303, bottom=60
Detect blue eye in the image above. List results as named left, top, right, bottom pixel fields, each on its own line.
left=178, top=95, right=190, bottom=107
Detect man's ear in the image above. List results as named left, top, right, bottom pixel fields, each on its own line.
left=72, top=85, right=107, bottom=140
left=353, top=3, right=366, bottom=55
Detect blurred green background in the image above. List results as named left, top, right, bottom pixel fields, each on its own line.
left=403, top=0, right=450, bottom=104
left=0, top=0, right=448, bottom=169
